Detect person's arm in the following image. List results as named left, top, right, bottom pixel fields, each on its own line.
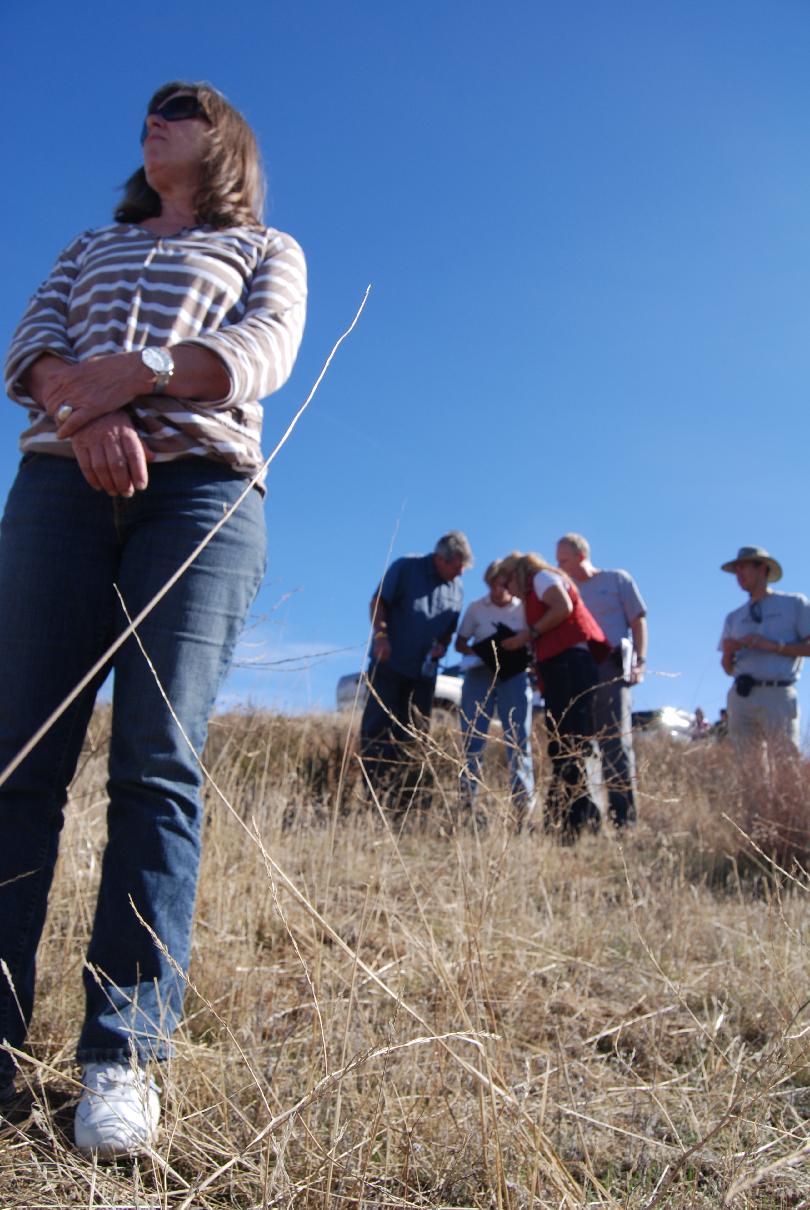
left=533, top=583, right=573, bottom=633
left=455, top=606, right=475, bottom=655
left=21, top=357, right=156, bottom=496
left=369, top=560, right=404, bottom=664
left=721, top=638, right=738, bottom=677
left=30, top=346, right=232, bottom=438
left=502, top=584, right=573, bottom=649
left=5, top=236, right=154, bottom=496
left=16, top=229, right=307, bottom=434
left=500, top=628, right=532, bottom=651
left=4, top=232, right=91, bottom=409
left=434, top=625, right=456, bottom=658
left=732, top=633, right=810, bottom=659
left=181, top=230, right=307, bottom=408
left=630, top=614, right=648, bottom=684
left=369, top=591, right=391, bottom=663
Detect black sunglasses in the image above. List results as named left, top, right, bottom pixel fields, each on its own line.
left=141, top=95, right=208, bottom=144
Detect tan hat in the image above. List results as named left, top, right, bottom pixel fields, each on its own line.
left=721, top=545, right=782, bottom=583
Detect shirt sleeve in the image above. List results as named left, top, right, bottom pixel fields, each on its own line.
left=4, top=231, right=92, bottom=408
left=616, top=570, right=647, bottom=623
left=795, top=595, right=810, bottom=639
left=533, top=570, right=563, bottom=598
left=377, top=559, right=403, bottom=606
left=457, top=602, right=476, bottom=639
left=184, top=230, right=307, bottom=406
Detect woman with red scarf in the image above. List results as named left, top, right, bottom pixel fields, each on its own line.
left=501, top=552, right=611, bottom=840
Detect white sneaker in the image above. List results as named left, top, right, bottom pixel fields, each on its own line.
left=74, top=1062, right=160, bottom=1157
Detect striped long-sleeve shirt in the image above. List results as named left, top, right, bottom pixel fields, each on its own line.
left=4, top=222, right=307, bottom=479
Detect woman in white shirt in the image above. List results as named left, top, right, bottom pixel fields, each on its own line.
left=455, top=560, right=535, bottom=827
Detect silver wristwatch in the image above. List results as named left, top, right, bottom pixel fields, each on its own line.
left=141, top=347, right=175, bottom=393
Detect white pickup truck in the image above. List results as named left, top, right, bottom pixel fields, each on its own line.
left=336, top=665, right=464, bottom=714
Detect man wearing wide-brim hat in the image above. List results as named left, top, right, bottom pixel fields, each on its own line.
left=719, top=546, right=810, bottom=751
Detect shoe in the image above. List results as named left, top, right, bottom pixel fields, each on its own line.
left=74, top=1062, right=160, bottom=1157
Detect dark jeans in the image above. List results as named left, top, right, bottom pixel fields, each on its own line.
left=538, top=646, right=601, bottom=839
left=0, top=456, right=265, bottom=1084
left=359, top=662, right=434, bottom=813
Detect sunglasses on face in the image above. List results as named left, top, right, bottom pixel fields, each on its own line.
left=140, top=95, right=208, bottom=143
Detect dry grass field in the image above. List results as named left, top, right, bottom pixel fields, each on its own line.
left=1, top=708, right=808, bottom=1209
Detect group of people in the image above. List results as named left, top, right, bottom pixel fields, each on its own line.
left=0, top=74, right=808, bottom=1168
left=359, top=531, right=648, bottom=838
left=359, top=535, right=810, bottom=834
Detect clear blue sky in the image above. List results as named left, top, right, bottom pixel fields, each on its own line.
left=2, top=1, right=809, bottom=730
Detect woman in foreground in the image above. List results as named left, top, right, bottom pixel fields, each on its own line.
left=0, top=81, right=306, bottom=1156
left=502, top=552, right=609, bottom=840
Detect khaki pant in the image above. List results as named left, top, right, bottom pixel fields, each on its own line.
left=727, top=683, right=800, bottom=752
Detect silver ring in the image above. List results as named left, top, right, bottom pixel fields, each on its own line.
left=55, top=404, right=74, bottom=424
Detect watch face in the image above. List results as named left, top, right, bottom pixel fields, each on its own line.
left=143, top=347, right=173, bottom=374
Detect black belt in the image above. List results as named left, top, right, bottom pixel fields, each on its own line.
left=737, top=678, right=794, bottom=689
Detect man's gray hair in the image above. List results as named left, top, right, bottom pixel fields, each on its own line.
left=559, top=532, right=590, bottom=558
left=435, top=530, right=473, bottom=567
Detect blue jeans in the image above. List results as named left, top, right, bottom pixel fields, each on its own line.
left=459, top=665, right=534, bottom=813
left=0, top=456, right=265, bottom=1083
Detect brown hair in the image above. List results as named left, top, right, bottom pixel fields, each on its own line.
left=115, top=81, right=266, bottom=229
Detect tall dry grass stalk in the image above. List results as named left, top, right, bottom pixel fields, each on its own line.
left=2, top=710, right=809, bottom=1208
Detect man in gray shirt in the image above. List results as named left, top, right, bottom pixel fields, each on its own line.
left=719, top=545, right=810, bottom=752
left=557, top=533, right=647, bottom=827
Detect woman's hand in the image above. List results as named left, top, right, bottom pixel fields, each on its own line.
left=71, top=410, right=154, bottom=497
left=372, top=633, right=391, bottom=663
left=26, top=347, right=231, bottom=439
left=40, top=354, right=152, bottom=437
left=500, top=631, right=530, bottom=651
